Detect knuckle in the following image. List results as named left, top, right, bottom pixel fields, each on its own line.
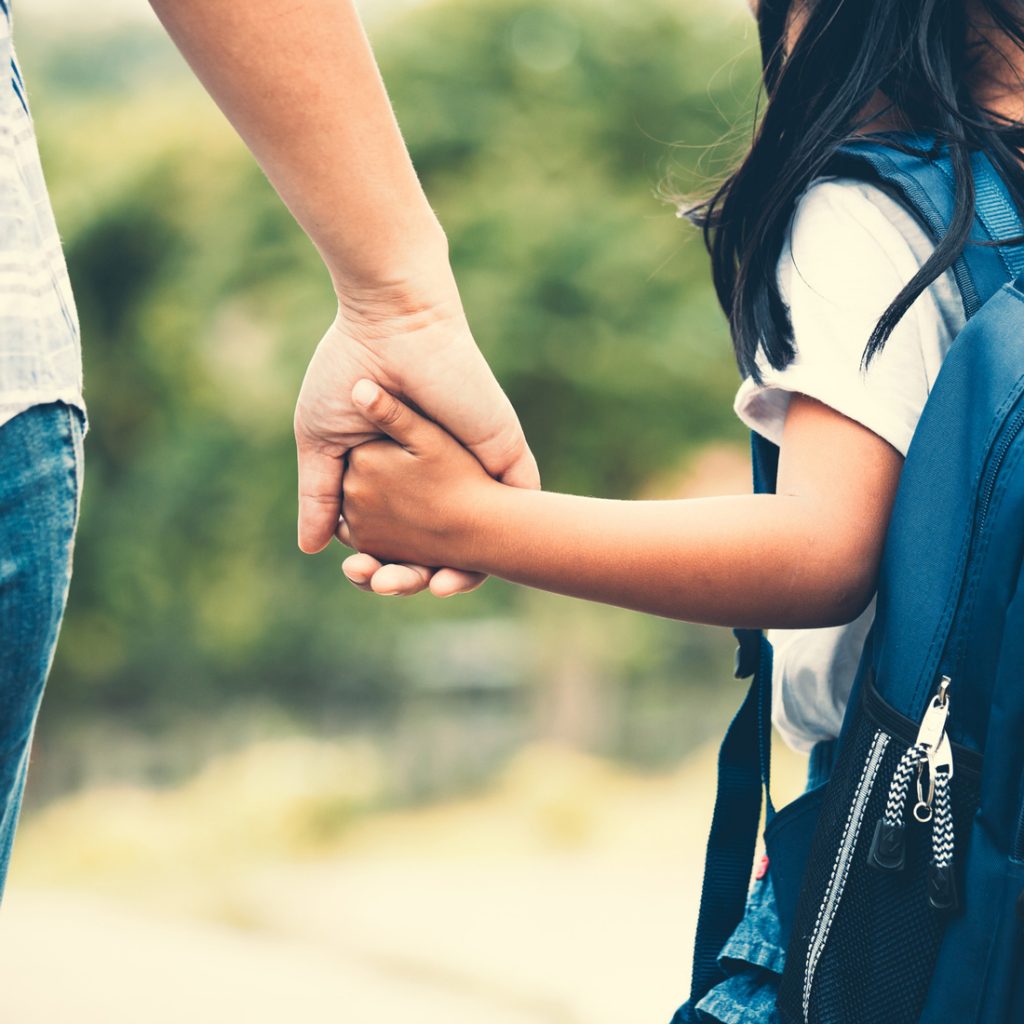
left=490, top=427, right=528, bottom=465
left=375, top=400, right=403, bottom=428
left=347, top=443, right=371, bottom=471
left=350, top=438, right=394, bottom=471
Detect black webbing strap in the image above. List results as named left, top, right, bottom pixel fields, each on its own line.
left=672, top=435, right=777, bottom=1022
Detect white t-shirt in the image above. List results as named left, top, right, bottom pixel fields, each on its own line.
left=733, top=176, right=967, bottom=753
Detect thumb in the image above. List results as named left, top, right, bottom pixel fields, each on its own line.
left=352, top=379, right=439, bottom=453
left=492, top=434, right=541, bottom=491
left=296, top=444, right=344, bottom=553
left=458, top=389, right=541, bottom=490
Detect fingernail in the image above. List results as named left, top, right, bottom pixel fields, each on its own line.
left=352, top=379, right=379, bottom=406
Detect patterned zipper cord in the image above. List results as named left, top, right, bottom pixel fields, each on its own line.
left=867, top=742, right=929, bottom=873
left=867, top=740, right=959, bottom=911
left=928, top=766, right=958, bottom=911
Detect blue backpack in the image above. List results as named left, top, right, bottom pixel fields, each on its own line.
left=674, top=134, right=1024, bottom=1024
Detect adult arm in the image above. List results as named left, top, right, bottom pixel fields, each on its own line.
left=340, top=385, right=903, bottom=628
left=148, top=0, right=539, bottom=595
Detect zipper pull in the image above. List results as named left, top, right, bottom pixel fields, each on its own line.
left=868, top=815, right=909, bottom=871
left=914, top=676, right=951, bottom=751
left=910, top=680, right=951, bottom=821
left=868, top=677, right=952, bottom=874
left=927, top=732, right=959, bottom=912
left=927, top=728, right=955, bottom=788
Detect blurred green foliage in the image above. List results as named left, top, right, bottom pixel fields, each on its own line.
left=20, top=0, right=757, bottom=752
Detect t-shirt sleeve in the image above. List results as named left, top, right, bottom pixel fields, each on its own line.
left=733, top=179, right=952, bottom=458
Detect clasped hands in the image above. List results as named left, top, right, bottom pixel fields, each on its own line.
left=337, top=378, right=501, bottom=591
left=293, top=301, right=539, bottom=598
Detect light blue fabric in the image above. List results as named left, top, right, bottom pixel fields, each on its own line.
left=694, top=868, right=785, bottom=1024
left=694, top=740, right=836, bottom=1024
left=0, top=401, right=83, bottom=898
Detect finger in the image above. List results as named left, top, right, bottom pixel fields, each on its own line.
left=429, top=566, right=488, bottom=597
left=342, top=551, right=383, bottom=591
left=297, top=446, right=344, bottom=553
left=403, top=346, right=540, bottom=488
left=473, top=417, right=541, bottom=491
left=369, top=562, right=433, bottom=596
left=351, top=379, right=442, bottom=454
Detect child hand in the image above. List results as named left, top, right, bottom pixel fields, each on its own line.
left=338, top=379, right=497, bottom=571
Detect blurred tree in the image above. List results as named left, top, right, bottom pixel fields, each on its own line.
left=21, top=0, right=756, bottom=732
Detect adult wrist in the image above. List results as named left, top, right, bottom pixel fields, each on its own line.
left=327, top=217, right=455, bottom=308
left=330, top=246, right=467, bottom=336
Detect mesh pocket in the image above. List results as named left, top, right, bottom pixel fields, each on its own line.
left=777, top=684, right=983, bottom=1024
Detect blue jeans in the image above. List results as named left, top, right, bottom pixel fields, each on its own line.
left=694, top=740, right=837, bottom=1024
left=0, top=401, right=83, bottom=899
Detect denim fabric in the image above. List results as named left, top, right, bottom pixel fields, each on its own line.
left=694, top=870, right=786, bottom=1024
left=0, top=401, right=83, bottom=899
left=694, top=740, right=837, bottom=1024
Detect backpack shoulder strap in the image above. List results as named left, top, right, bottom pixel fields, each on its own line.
left=734, top=134, right=1024, bottom=507
left=827, top=132, right=1024, bottom=317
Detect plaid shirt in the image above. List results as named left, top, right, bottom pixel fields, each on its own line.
left=0, top=0, right=84, bottom=431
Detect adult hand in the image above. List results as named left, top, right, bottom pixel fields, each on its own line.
left=151, top=0, right=538, bottom=595
left=294, top=283, right=540, bottom=597
left=338, top=379, right=500, bottom=570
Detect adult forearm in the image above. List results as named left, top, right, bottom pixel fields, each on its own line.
left=459, top=487, right=878, bottom=629
left=149, top=0, right=451, bottom=298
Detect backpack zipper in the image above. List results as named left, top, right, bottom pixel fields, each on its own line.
left=975, top=402, right=1024, bottom=530
left=1013, top=787, right=1024, bottom=863
left=802, top=729, right=890, bottom=1023
left=941, top=392, right=1024, bottom=685
left=868, top=678, right=960, bottom=911
left=859, top=388, right=1024, bottom=913
left=938, top=390, right=1024, bottom=863
left=862, top=673, right=982, bottom=778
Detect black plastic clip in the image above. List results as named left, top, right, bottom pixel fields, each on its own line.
left=927, top=863, right=959, bottom=912
left=867, top=818, right=907, bottom=872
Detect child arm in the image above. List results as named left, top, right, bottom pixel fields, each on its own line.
left=341, top=381, right=903, bottom=629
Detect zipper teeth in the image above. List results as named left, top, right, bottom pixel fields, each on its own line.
left=1014, top=782, right=1024, bottom=862
left=803, top=730, right=890, bottom=1024
left=977, top=404, right=1024, bottom=526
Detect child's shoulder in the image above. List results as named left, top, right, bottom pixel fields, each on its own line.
left=735, top=174, right=965, bottom=459
left=785, top=174, right=938, bottom=286
left=777, top=173, right=963, bottom=336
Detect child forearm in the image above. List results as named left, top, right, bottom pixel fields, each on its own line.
left=455, top=486, right=879, bottom=630
left=341, top=388, right=901, bottom=622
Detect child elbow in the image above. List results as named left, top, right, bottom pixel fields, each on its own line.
left=815, top=562, right=878, bottom=627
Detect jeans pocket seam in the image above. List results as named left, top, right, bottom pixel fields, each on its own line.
left=61, top=405, right=84, bottom=577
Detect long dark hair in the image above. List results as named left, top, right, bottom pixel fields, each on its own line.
left=690, top=0, right=1024, bottom=383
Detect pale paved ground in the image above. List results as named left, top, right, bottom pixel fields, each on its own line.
left=0, top=857, right=698, bottom=1024
left=0, top=741, right=806, bottom=1023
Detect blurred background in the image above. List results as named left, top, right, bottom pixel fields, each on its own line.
left=1, top=0, right=807, bottom=1019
